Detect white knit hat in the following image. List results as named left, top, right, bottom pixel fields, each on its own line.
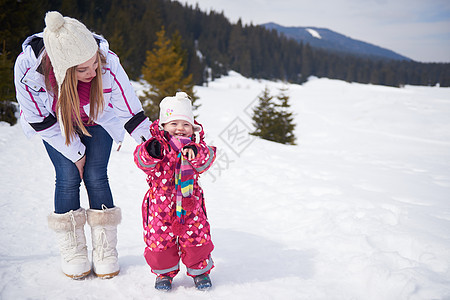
left=159, top=92, right=200, bottom=132
left=43, top=11, right=98, bottom=87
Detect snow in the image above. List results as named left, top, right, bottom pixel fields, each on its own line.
left=306, top=28, right=322, bottom=39
left=1, top=71, right=450, bottom=299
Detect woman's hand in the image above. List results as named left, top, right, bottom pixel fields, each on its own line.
left=75, top=155, right=86, bottom=180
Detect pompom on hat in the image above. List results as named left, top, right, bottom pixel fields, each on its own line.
left=43, top=11, right=99, bottom=88
left=159, top=92, right=201, bottom=132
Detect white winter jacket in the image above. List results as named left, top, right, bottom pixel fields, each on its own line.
left=14, top=32, right=151, bottom=162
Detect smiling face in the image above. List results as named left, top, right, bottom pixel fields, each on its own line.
left=76, top=53, right=98, bottom=83
left=163, top=119, right=194, bottom=138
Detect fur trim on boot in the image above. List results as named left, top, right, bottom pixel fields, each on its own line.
left=48, top=208, right=91, bottom=279
left=87, top=206, right=122, bottom=227
left=87, top=206, right=121, bottom=278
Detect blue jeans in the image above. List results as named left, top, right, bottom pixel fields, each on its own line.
left=44, top=125, right=114, bottom=214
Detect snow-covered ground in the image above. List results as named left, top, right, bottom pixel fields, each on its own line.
left=1, top=72, right=449, bottom=299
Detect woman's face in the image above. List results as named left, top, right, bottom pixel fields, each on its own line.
left=163, top=120, right=194, bottom=138
left=76, top=53, right=98, bottom=83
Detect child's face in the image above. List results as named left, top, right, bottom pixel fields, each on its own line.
left=163, top=120, right=194, bottom=138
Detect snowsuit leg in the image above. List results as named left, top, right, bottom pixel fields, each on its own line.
left=181, top=241, right=214, bottom=276
left=177, top=205, right=215, bottom=277
left=139, top=154, right=216, bottom=278
left=144, top=244, right=180, bottom=276
left=142, top=190, right=181, bottom=276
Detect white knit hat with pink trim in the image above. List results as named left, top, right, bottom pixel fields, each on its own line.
left=159, top=92, right=200, bottom=132
left=43, top=11, right=98, bottom=87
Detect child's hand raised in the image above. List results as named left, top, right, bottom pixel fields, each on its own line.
left=182, top=147, right=196, bottom=160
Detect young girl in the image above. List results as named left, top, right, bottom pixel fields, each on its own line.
left=134, top=92, right=216, bottom=291
left=14, top=11, right=151, bottom=279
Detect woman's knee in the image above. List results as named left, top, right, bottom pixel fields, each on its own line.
left=83, top=167, right=108, bottom=187
left=55, top=166, right=82, bottom=189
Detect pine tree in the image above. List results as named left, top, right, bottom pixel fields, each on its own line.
left=0, top=41, right=17, bottom=125
left=140, top=26, right=197, bottom=121
left=274, top=86, right=296, bottom=144
left=251, top=86, right=296, bottom=145
left=251, top=87, right=274, bottom=141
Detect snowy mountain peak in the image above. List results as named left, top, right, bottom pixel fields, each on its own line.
left=306, top=28, right=322, bottom=39
left=262, top=22, right=411, bottom=61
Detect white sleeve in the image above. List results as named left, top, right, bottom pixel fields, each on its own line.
left=14, top=50, right=85, bottom=162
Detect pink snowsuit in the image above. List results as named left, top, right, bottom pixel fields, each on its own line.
left=134, top=120, right=216, bottom=277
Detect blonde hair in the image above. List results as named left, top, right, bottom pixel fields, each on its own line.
left=43, top=50, right=106, bottom=145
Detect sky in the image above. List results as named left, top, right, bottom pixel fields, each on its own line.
left=180, top=0, right=450, bottom=63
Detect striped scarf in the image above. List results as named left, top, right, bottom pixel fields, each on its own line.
left=168, top=135, right=194, bottom=226
left=175, top=153, right=194, bottom=224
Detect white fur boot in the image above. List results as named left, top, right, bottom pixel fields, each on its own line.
left=47, top=208, right=91, bottom=279
left=87, top=206, right=121, bottom=278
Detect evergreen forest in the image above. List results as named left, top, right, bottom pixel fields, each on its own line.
left=2, top=0, right=450, bottom=109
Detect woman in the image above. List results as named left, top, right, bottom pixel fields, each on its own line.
left=14, top=11, right=151, bottom=279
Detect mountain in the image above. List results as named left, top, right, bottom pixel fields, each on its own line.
left=262, top=22, right=411, bottom=61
